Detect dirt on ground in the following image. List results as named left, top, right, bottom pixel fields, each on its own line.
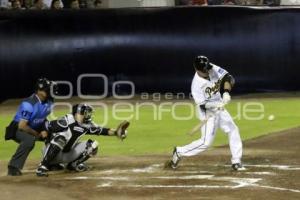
left=0, top=127, right=300, bottom=200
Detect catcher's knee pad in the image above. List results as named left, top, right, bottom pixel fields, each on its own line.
left=50, top=135, right=67, bottom=150
left=85, top=139, right=99, bottom=156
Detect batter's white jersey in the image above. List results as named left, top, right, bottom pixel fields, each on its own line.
left=176, top=64, right=243, bottom=165
left=192, top=64, right=228, bottom=120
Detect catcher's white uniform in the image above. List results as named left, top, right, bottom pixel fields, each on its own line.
left=176, top=64, right=243, bottom=164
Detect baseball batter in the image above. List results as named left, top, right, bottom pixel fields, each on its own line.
left=166, top=55, right=244, bottom=171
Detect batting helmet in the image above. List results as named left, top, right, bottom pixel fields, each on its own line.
left=72, top=103, right=94, bottom=123
left=194, top=55, right=213, bottom=72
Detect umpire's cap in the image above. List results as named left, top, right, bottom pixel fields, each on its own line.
left=35, top=78, right=58, bottom=97
left=194, top=55, right=213, bottom=72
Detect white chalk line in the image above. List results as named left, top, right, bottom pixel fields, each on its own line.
left=66, top=174, right=300, bottom=193
left=20, top=164, right=300, bottom=175
left=18, top=163, right=300, bottom=194
left=98, top=182, right=112, bottom=187
left=66, top=176, right=130, bottom=181
left=102, top=184, right=233, bottom=189
left=93, top=175, right=262, bottom=189
left=221, top=164, right=300, bottom=171
left=101, top=183, right=300, bottom=193
left=95, top=176, right=261, bottom=190
left=95, top=177, right=300, bottom=193
left=245, top=171, right=275, bottom=175
left=65, top=175, right=215, bottom=181
left=153, top=175, right=214, bottom=179
left=68, top=175, right=261, bottom=188
left=91, top=166, right=300, bottom=194
left=92, top=164, right=162, bottom=175
left=180, top=171, right=212, bottom=174
left=256, top=185, right=300, bottom=193
left=244, top=164, right=300, bottom=171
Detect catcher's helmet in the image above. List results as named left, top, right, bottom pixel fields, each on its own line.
left=72, top=103, right=94, bottom=123
left=194, top=55, right=213, bottom=72
left=35, top=78, right=58, bottom=98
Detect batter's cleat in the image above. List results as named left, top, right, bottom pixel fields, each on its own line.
left=165, top=147, right=181, bottom=169
left=232, top=163, right=246, bottom=171
left=164, top=160, right=174, bottom=169
left=36, top=165, right=49, bottom=177
left=7, top=166, right=22, bottom=176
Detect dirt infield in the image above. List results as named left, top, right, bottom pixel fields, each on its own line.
left=0, top=127, right=300, bottom=200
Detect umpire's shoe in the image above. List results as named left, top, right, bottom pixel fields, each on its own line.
left=7, top=165, right=22, bottom=176
left=36, top=165, right=49, bottom=177
left=232, top=163, right=246, bottom=171
left=165, top=147, right=181, bottom=169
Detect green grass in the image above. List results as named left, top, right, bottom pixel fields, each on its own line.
left=1, top=98, right=300, bottom=161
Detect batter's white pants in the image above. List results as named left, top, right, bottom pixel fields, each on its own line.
left=176, top=109, right=242, bottom=164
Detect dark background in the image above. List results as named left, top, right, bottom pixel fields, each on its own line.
left=0, top=7, right=300, bottom=102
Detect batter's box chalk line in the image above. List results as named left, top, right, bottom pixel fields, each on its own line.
left=45, top=162, right=297, bottom=194
left=94, top=174, right=300, bottom=193
left=219, top=164, right=300, bottom=171
left=245, top=164, right=300, bottom=170
left=61, top=163, right=300, bottom=194
left=89, top=164, right=163, bottom=175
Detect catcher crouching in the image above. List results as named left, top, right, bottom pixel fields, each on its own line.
left=36, top=103, right=130, bottom=177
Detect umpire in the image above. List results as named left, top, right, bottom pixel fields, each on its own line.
left=5, top=78, right=58, bottom=176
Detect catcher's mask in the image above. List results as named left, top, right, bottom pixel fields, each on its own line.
left=72, top=103, right=94, bottom=123
left=194, top=55, right=213, bottom=73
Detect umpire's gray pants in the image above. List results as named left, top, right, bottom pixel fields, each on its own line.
left=8, top=130, right=36, bottom=170
left=43, top=141, right=87, bottom=165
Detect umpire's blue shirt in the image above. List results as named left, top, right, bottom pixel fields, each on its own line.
left=13, top=94, right=52, bottom=130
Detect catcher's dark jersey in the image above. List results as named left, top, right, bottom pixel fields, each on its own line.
left=46, top=114, right=109, bottom=152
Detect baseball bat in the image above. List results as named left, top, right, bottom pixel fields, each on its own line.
left=186, top=119, right=208, bottom=136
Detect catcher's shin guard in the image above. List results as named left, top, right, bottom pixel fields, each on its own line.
left=41, top=135, right=66, bottom=167
left=41, top=144, right=61, bottom=167
left=67, top=140, right=98, bottom=172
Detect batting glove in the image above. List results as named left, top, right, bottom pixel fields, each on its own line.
left=222, top=92, right=231, bottom=105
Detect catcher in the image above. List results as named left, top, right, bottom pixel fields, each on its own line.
left=36, top=103, right=130, bottom=177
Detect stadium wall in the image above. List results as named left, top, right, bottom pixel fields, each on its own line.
left=0, top=7, right=299, bottom=101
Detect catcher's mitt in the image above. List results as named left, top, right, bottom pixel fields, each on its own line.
left=115, top=120, right=130, bottom=140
